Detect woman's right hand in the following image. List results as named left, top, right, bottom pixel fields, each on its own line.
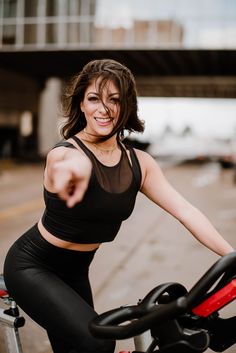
left=44, top=148, right=92, bottom=208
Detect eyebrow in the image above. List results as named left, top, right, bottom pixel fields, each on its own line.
left=86, top=91, right=120, bottom=96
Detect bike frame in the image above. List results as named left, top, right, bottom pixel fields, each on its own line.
left=0, top=284, right=25, bottom=353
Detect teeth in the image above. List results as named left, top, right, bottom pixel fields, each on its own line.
left=95, top=117, right=111, bottom=122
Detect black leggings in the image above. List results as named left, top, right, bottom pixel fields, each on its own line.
left=3, top=224, right=115, bottom=353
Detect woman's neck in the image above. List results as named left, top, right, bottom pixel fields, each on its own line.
left=77, top=130, right=121, bottom=165
left=78, top=129, right=118, bottom=149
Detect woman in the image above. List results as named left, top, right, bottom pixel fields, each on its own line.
left=4, top=59, right=234, bottom=353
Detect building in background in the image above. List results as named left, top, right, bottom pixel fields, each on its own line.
left=0, top=0, right=183, bottom=158
left=95, top=19, right=183, bottom=47
left=0, top=0, right=97, bottom=159
left=0, top=0, right=184, bottom=50
left=0, top=0, right=235, bottom=160
left=1, top=0, right=96, bottom=49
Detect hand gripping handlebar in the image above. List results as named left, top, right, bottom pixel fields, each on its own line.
left=90, top=252, right=236, bottom=340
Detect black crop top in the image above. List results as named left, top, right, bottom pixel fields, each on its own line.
left=41, top=136, right=142, bottom=244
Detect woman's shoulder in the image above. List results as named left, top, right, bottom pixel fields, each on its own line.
left=52, top=140, right=76, bottom=149
left=132, top=148, right=162, bottom=175
left=46, top=140, right=75, bottom=163
left=132, top=147, right=153, bottom=162
left=47, top=137, right=87, bottom=162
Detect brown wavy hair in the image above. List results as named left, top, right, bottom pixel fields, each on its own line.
left=61, top=59, right=144, bottom=140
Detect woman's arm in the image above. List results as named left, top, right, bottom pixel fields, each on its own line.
left=44, top=147, right=92, bottom=208
left=136, top=150, right=234, bottom=257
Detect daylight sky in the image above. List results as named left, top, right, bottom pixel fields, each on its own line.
left=96, top=0, right=236, bottom=24
left=95, top=0, right=236, bottom=47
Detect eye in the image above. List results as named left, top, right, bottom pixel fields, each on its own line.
left=109, top=97, right=120, bottom=104
left=88, top=96, right=99, bottom=102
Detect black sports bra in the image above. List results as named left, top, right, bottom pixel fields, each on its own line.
left=41, top=136, right=142, bottom=244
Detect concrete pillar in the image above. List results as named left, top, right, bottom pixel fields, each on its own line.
left=38, top=77, right=62, bottom=157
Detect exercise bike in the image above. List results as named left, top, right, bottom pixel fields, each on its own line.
left=90, top=252, right=236, bottom=353
left=1, top=252, right=236, bottom=353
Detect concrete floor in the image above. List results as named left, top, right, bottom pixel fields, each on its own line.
left=0, top=160, right=236, bottom=353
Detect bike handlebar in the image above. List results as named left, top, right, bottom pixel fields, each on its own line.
left=186, top=251, right=236, bottom=306
left=90, top=287, right=187, bottom=339
left=90, top=252, right=236, bottom=339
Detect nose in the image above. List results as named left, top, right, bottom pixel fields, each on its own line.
left=98, top=102, right=108, bottom=115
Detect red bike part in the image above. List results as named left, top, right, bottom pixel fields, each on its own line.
left=0, top=289, right=8, bottom=297
left=192, top=279, right=236, bottom=317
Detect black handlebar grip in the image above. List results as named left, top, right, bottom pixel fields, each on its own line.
left=186, top=252, right=236, bottom=307
left=90, top=296, right=187, bottom=339
left=140, top=282, right=187, bottom=310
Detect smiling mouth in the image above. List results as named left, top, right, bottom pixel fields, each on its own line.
left=95, top=117, right=113, bottom=123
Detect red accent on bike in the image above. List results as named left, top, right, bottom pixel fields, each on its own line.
left=0, top=289, right=8, bottom=297
left=119, top=351, right=131, bottom=353
left=192, top=279, right=236, bottom=317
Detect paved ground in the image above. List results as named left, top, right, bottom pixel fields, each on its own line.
left=0, top=159, right=236, bottom=353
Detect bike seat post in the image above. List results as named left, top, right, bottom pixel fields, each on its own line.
left=2, top=323, right=24, bottom=353
left=0, top=301, right=24, bottom=353
left=0, top=283, right=25, bottom=353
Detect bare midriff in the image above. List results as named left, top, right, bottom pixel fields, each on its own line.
left=37, top=219, right=101, bottom=252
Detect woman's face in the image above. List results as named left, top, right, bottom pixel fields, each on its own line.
left=80, top=78, right=120, bottom=137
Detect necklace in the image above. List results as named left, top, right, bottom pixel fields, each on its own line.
left=91, top=142, right=118, bottom=153
left=81, top=129, right=118, bottom=154
left=79, top=134, right=120, bottom=165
